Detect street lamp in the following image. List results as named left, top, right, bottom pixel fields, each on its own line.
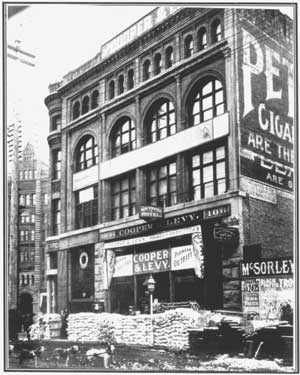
left=146, top=274, right=156, bottom=319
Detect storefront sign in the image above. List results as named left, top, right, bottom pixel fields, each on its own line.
left=133, top=249, right=170, bottom=274
left=113, top=255, right=133, bottom=277
left=239, top=25, right=294, bottom=192
left=139, top=206, right=163, bottom=220
left=213, top=227, right=239, bottom=243
left=100, top=204, right=231, bottom=242
left=242, top=279, right=260, bottom=312
left=171, top=245, right=194, bottom=271
left=241, top=258, right=293, bottom=278
left=192, top=232, right=204, bottom=278
left=240, top=176, right=277, bottom=204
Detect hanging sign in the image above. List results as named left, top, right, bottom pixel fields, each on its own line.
left=213, top=227, right=239, bottom=243
left=139, top=206, right=163, bottom=220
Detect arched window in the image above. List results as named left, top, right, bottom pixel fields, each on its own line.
left=118, top=75, right=124, bottom=95
left=211, top=19, right=222, bottom=43
left=82, top=96, right=89, bottom=115
left=146, top=99, right=176, bottom=143
left=109, top=80, right=115, bottom=99
left=26, top=275, right=30, bottom=285
left=154, top=53, right=162, bottom=75
left=91, top=90, right=99, bottom=109
left=165, top=46, right=174, bottom=68
left=184, top=35, right=194, bottom=58
left=31, top=275, right=34, bottom=285
left=73, top=101, right=80, bottom=120
left=198, top=27, right=207, bottom=51
left=75, top=135, right=98, bottom=172
left=21, top=275, right=25, bottom=286
left=111, top=118, right=136, bottom=157
left=190, top=77, right=224, bottom=126
left=143, top=60, right=151, bottom=81
left=127, top=69, right=134, bottom=90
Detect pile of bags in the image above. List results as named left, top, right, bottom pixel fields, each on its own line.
left=29, top=313, right=61, bottom=340
left=67, top=308, right=213, bottom=350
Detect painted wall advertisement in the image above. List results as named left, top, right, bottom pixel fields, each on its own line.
left=239, top=21, right=293, bottom=192
left=241, top=258, right=294, bottom=319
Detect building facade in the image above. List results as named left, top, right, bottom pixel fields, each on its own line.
left=45, top=7, right=294, bottom=315
left=9, top=142, right=49, bottom=326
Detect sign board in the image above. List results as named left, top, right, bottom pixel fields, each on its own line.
left=241, top=258, right=293, bottom=278
left=213, top=227, right=239, bottom=243
left=242, top=279, right=260, bottom=312
left=240, top=176, right=277, bottom=204
left=238, top=22, right=294, bottom=192
left=113, top=255, right=133, bottom=277
left=133, top=249, right=170, bottom=274
left=171, top=245, right=194, bottom=271
left=100, top=204, right=230, bottom=242
left=139, top=206, right=163, bottom=220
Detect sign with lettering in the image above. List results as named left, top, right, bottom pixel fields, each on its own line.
left=242, top=279, right=260, bottom=312
left=240, top=176, right=277, bottom=204
left=100, top=204, right=230, bottom=242
left=133, top=249, right=170, bottom=274
left=113, top=255, right=133, bottom=277
left=139, top=206, right=163, bottom=220
left=239, top=23, right=294, bottom=192
left=213, top=227, right=239, bottom=243
left=241, top=258, right=293, bottom=278
left=171, top=245, right=194, bottom=271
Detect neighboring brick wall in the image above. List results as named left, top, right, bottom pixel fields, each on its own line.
left=242, top=194, right=294, bottom=258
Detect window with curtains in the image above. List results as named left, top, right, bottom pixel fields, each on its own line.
left=154, top=53, right=162, bottom=75
left=111, top=117, right=136, bottom=157
left=82, top=95, right=90, bottom=115
left=75, top=185, right=98, bottom=229
left=191, top=142, right=227, bottom=200
left=184, top=35, right=194, bottom=57
left=198, top=27, right=207, bottom=50
left=146, top=99, right=176, bottom=143
left=190, top=77, right=225, bottom=126
left=52, top=149, right=61, bottom=180
left=211, top=19, right=222, bottom=43
left=75, top=135, right=98, bottom=172
left=147, top=160, right=177, bottom=207
left=111, top=173, right=136, bottom=220
left=143, top=59, right=151, bottom=81
left=52, top=199, right=61, bottom=235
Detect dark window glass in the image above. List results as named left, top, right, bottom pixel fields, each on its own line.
left=118, top=75, right=124, bottom=95
left=191, top=78, right=224, bottom=126
left=109, top=80, right=115, bottom=99
left=127, top=69, right=134, bottom=90
left=147, top=161, right=177, bottom=207
left=191, top=142, right=227, bottom=200
left=112, top=118, right=136, bottom=157
left=75, top=135, right=98, bottom=172
left=154, top=53, right=162, bottom=75
left=75, top=185, right=98, bottom=229
left=111, top=174, right=136, bottom=220
left=91, top=90, right=99, bottom=109
left=52, top=199, right=61, bottom=235
left=52, top=149, right=61, bottom=180
left=73, top=101, right=80, bottom=120
left=143, top=60, right=151, bottom=81
left=82, top=96, right=89, bottom=114
left=198, top=27, right=207, bottom=50
left=165, top=46, right=174, bottom=68
left=184, top=35, right=194, bottom=58
left=146, top=100, right=176, bottom=143
left=51, top=115, right=61, bottom=131
left=211, top=19, right=222, bottom=43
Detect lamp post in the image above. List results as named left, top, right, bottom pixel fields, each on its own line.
left=146, top=274, right=156, bottom=319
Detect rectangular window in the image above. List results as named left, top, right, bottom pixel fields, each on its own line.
left=25, top=194, right=31, bottom=206
left=191, top=142, right=227, bottom=200
left=111, top=173, right=136, bottom=220
left=31, top=214, right=35, bottom=223
left=52, top=199, right=61, bottom=235
left=24, top=170, right=28, bottom=180
left=43, top=193, right=48, bottom=205
left=19, top=171, right=23, bottom=180
left=75, top=185, right=98, bottom=229
left=31, top=230, right=35, bottom=241
left=32, top=194, right=36, bottom=205
left=28, top=170, right=33, bottom=179
left=19, top=195, right=25, bottom=206
left=52, top=149, right=61, bottom=180
left=147, top=160, right=177, bottom=207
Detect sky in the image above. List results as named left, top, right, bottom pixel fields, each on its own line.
left=6, top=3, right=294, bottom=165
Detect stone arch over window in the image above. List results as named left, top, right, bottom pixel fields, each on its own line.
left=118, top=75, right=125, bottom=95
left=91, top=90, right=99, bottom=109
left=198, top=27, right=207, bottom=51
left=211, top=18, right=222, bottom=43
left=144, top=98, right=176, bottom=144
left=186, top=74, right=225, bottom=127
left=154, top=53, right=162, bottom=75
left=184, top=35, right=194, bottom=58
left=143, top=59, right=151, bottom=81
left=82, top=95, right=90, bottom=115
left=111, top=116, right=136, bottom=157
left=73, top=101, right=80, bottom=120
left=165, top=46, right=174, bottom=68
left=74, top=134, right=98, bottom=172
left=127, top=69, right=134, bottom=90
left=109, top=80, right=115, bottom=99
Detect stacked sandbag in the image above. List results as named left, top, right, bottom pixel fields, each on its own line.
left=120, top=315, right=153, bottom=346
left=67, top=313, right=102, bottom=341
left=29, top=313, right=60, bottom=340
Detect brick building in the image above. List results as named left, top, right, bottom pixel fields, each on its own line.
left=44, top=7, right=294, bottom=316
left=8, top=142, right=49, bottom=331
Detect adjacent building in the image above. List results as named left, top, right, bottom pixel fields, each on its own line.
left=45, top=7, right=294, bottom=316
